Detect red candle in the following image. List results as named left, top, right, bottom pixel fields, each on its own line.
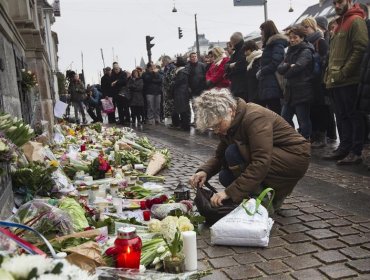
left=140, top=201, right=147, bottom=210
left=143, top=210, right=151, bottom=221
left=114, top=227, right=142, bottom=269
left=80, top=143, right=86, bottom=152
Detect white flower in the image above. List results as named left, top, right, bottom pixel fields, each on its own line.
left=152, top=257, right=160, bottom=265
left=160, top=216, right=178, bottom=242
left=28, top=70, right=32, bottom=74
left=35, top=275, right=65, bottom=280
left=178, top=222, right=194, bottom=232
left=52, top=259, right=95, bottom=280
left=177, top=216, right=191, bottom=226
left=21, top=69, right=25, bottom=72
left=28, top=128, right=34, bottom=134
left=148, top=219, right=161, bottom=233
left=1, top=255, right=53, bottom=279
left=157, top=245, right=166, bottom=253
left=7, top=126, right=17, bottom=132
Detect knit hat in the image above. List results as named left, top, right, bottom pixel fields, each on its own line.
left=315, top=16, right=328, bottom=31
left=211, top=46, right=225, bottom=60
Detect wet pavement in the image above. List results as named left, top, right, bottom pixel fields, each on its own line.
left=134, top=122, right=370, bottom=279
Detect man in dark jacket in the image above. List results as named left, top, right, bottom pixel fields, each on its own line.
left=225, top=32, right=248, bottom=100
left=187, top=52, right=206, bottom=98
left=111, top=63, right=129, bottom=125
left=100, top=67, right=115, bottom=123
left=324, top=1, right=368, bottom=164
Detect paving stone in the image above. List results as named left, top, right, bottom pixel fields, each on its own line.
left=314, top=211, right=339, bottom=220
left=202, top=269, right=230, bottom=280
left=261, top=275, right=293, bottom=280
left=232, top=246, right=265, bottom=254
left=256, top=260, right=291, bottom=275
left=330, top=210, right=354, bottom=217
left=282, top=233, right=311, bottom=243
left=198, top=249, right=206, bottom=260
left=280, top=204, right=298, bottom=210
left=284, top=198, right=301, bottom=204
left=297, top=214, right=321, bottom=222
left=313, top=250, right=347, bottom=264
left=259, top=247, right=292, bottom=260
left=233, top=252, right=264, bottom=265
left=279, top=209, right=303, bottom=217
left=283, top=255, right=321, bottom=270
left=269, top=236, right=288, bottom=248
left=293, top=202, right=314, bottom=208
left=330, top=226, right=360, bottom=236
left=339, top=235, right=370, bottom=246
left=313, top=238, right=347, bottom=250
left=319, top=263, right=358, bottom=279
left=291, top=268, right=326, bottom=280
left=285, top=242, right=319, bottom=255
left=317, top=204, right=340, bottom=212
left=275, top=216, right=301, bottom=226
left=339, top=246, right=370, bottom=259
left=346, top=259, right=370, bottom=273
left=327, top=219, right=352, bottom=227
left=300, top=207, right=324, bottom=214
left=223, top=265, right=263, bottom=279
left=208, top=256, right=238, bottom=269
left=197, top=260, right=211, bottom=271
left=352, top=224, right=370, bottom=233
left=304, top=220, right=331, bottom=229
left=361, top=243, right=370, bottom=250
left=203, top=246, right=234, bottom=258
left=197, top=240, right=208, bottom=249
left=270, top=227, right=285, bottom=237
left=361, top=222, right=370, bottom=229
left=344, top=216, right=370, bottom=223
left=281, top=224, right=311, bottom=234
left=306, top=229, right=338, bottom=240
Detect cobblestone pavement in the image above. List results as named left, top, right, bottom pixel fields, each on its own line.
left=134, top=123, right=370, bottom=279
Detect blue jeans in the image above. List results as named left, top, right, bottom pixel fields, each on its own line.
left=332, top=85, right=364, bottom=155
left=282, top=102, right=312, bottom=139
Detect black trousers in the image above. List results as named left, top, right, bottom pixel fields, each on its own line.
left=87, top=105, right=103, bottom=122
left=257, top=98, right=282, bottom=115
left=115, top=95, right=130, bottom=124
left=130, top=106, right=145, bottom=123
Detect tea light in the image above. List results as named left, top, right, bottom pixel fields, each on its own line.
left=140, top=201, right=147, bottom=210
left=182, top=231, right=197, bottom=271
left=143, top=210, right=151, bottom=221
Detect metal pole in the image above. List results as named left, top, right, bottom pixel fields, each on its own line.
left=195, top=14, right=200, bottom=58
left=100, top=48, right=105, bottom=68
left=264, top=0, right=268, bottom=22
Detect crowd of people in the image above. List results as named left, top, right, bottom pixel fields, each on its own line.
left=63, top=0, right=370, bottom=168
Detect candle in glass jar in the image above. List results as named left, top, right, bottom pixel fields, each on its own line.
left=143, top=210, right=151, bottom=221
left=182, top=231, right=197, bottom=271
left=114, top=227, right=142, bottom=269
left=80, top=143, right=86, bottom=152
left=140, top=201, right=147, bottom=210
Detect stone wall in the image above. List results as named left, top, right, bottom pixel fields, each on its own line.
left=0, top=163, right=14, bottom=219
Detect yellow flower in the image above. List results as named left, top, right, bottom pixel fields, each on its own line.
left=49, top=160, right=59, bottom=168
left=178, top=222, right=194, bottom=232
left=68, top=129, right=75, bottom=136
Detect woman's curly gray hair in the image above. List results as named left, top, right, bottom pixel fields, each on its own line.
left=193, top=88, right=237, bottom=132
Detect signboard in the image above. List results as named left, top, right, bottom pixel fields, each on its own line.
left=233, top=0, right=266, bottom=6
left=53, top=0, right=61, bottom=17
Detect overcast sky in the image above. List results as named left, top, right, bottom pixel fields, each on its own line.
left=52, top=0, right=319, bottom=84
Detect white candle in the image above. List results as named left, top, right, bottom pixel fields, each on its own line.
left=182, top=231, right=197, bottom=271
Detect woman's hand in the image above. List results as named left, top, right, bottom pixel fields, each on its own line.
left=189, top=171, right=207, bottom=188
left=211, top=191, right=230, bottom=207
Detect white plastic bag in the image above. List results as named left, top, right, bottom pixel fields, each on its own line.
left=210, top=196, right=274, bottom=247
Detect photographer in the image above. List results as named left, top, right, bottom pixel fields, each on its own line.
left=68, top=73, right=87, bottom=124
left=86, top=84, right=103, bottom=123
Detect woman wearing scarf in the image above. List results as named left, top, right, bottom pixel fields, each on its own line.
left=244, top=40, right=263, bottom=103
left=205, top=47, right=231, bottom=89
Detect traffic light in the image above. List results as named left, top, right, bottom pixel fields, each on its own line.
left=178, top=27, right=183, bottom=39
left=146, top=35, right=155, bottom=51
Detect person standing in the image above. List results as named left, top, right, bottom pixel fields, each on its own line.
left=205, top=47, right=230, bottom=89
left=68, top=73, right=87, bottom=124
left=324, top=0, right=368, bottom=164
left=111, top=63, right=129, bottom=125
left=101, top=67, right=115, bottom=124
left=278, top=26, right=314, bottom=140
left=161, top=56, right=177, bottom=127
left=187, top=52, right=206, bottom=98
left=128, top=69, right=144, bottom=125
left=225, top=32, right=248, bottom=100
left=244, top=40, right=262, bottom=103
left=258, top=21, right=288, bottom=115
left=142, top=63, right=163, bottom=125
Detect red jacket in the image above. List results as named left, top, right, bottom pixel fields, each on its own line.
left=206, top=57, right=231, bottom=88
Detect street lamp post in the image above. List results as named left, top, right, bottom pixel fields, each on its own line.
left=264, top=0, right=268, bottom=22
left=195, top=14, right=200, bottom=58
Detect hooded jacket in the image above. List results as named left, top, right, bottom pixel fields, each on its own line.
left=324, top=4, right=368, bottom=88
left=356, top=42, right=370, bottom=113
left=259, top=33, right=289, bottom=101
left=198, top=99, right=310, bottom=203
left=277, top=41, right=314, bottom=106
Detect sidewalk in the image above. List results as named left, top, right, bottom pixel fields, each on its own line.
left=135, top=123, right=370, bottom=280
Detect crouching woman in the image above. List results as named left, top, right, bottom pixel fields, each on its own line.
left=189, top=88, right=310, bottom=212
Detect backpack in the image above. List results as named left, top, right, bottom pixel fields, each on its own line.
left=312, top=39, right=322, bottom=76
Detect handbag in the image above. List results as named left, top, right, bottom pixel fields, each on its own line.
left=101, top=97, right=115, bottom=114
left=194, top=182, right=239, bottom=226
left=274, top=71, right=286, bottom=92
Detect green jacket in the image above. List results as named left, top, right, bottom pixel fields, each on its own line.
left=325, top=4, right=368, bottom=89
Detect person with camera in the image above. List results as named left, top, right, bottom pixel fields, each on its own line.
left=85, top=84, right=103, bottom=123
left=68, top=73, right=87, bottom=124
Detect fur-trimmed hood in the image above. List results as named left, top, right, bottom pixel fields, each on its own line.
left=266, top=33, right=289, bottom=47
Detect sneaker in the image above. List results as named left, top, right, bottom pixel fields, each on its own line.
left=336, top=153, right=362, bottom=165
left=322, top=149, right=348, bottom=160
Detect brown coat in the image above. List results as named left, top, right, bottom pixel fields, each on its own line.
left=199, top=99, right=311, bottom=204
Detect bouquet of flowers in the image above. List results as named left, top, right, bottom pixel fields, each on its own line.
left=88, top=153, right=111, bottom=180
left=0, top=255, right=96, bottom=280
left=21, top=69, right=38, bottom=92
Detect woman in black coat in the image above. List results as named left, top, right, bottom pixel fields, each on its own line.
left=173, top=57, right=191, bottom=131
left=244, top=40, right=262, bottom=103
left=128, top=69, right=144, bottom=124
left=278, top=26, right=314, bottom=140
left=258, top=20, right=289, bottom=114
